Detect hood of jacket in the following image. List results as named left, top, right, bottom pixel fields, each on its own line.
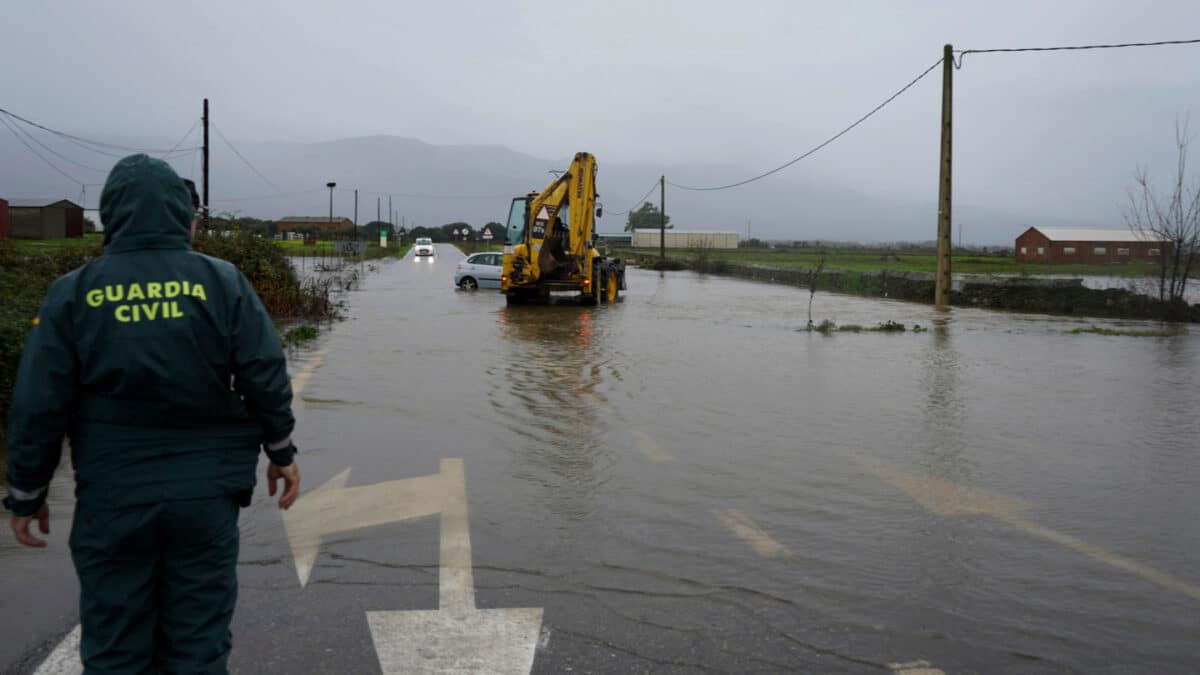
left=100, top=154, right=193, bottom=253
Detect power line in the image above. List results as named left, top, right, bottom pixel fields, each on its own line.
left=209, top=187, right=328, bottom=203
left=668, top=58, right=943, bottom=191
left=211, top=122, right=282, bottom=192
left=161, top=119, right=201, bottom=159
left=369, top=190, right=514, bottom=199
left=0, top=106, right=199, bottom=155
left=610, top=179, right=661, bottom=216
left=955, top=37, right=1200, bottom=68
left=4, top=113, right=111, bottom=173
left=0, top=113, right=84, bottom=186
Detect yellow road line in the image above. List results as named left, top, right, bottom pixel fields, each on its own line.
left=632, top=430, right=672, bottom=462
left=712, top=509, right=788, bottom=558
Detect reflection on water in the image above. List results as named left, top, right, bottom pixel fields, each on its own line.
left=920, top=316, right=971, bottom=483
left=489, top=305, right=618, bottom=521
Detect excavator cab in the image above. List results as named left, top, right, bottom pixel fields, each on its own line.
left=504, top=196, right=528, bottom=248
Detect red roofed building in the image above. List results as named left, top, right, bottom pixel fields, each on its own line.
left=1015, top=227, right=1171, bottom=264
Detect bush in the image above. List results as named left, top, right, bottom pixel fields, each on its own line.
left=2, top=234, right=341, bottom=467
left=194, top=232, right=338, bottom=320
left=0, top=241, right=102, bottom=465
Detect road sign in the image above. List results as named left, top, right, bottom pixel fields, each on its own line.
left=482, top=231, right=493, bottom=240
left=333, top=241, right=366, bottom=254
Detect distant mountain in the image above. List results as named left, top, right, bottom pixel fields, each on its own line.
left=0, top=133, right=1092, bottom=245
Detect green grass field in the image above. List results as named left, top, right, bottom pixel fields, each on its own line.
left=625, top=247, right=1162, bottom=278
left=274, top=239, right=411, bottom=260
left=9, top=233, right=104, bottom=254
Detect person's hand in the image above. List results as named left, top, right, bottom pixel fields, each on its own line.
left=267, top=462, right=301, bottom=510
left=11, top=504, right=50, bottom=548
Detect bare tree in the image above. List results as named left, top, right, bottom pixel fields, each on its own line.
left=1124, top=117, right=1200, bottom=309
left=806, top=252, right=827, bottom=327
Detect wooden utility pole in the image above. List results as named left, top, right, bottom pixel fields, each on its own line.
left=354, top=189, right=358, bottom=228
left=659, top=174, right=666, bottom=264
left=201, top=98, right=209, bottom=229
left=934, top=44, right=953, bottom=310
left=388, top=195, right=393, bottom=227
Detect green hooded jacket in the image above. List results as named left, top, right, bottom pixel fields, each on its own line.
left=4, top=155, right=295, bottom=516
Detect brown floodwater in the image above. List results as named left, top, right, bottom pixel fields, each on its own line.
left=3, top=244, right=1197, bottom=673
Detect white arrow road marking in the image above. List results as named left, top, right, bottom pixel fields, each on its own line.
left=369, top=458, right=543, bottom=673
left=32, top=353, right=333, bottom=674
left=857, top=456, right=1200, bottom=601
left=632, top=430, right=672, bottom=462
left=282, top=466, right=445, bottom=587
left=712, top=509, right=789, bottom=558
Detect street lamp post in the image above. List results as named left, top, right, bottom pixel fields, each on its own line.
left=326, top=182, right=336, bottom=236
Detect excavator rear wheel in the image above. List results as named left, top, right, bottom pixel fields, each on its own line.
left=603, top=273, right=620, bottom=304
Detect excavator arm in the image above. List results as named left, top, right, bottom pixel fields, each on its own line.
left=502, top=152, right=622, bottom=303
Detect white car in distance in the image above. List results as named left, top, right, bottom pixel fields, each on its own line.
left=414, top=238, right=435, bottom=257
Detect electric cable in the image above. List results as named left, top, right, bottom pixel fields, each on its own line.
left=211, top=122, right=282, bottom=192
left=0, top=113, right=84, bottom=186
left=161, top=119, right=201, bottom=159
left=5, top=114, right=110, bottom=173
left=209, top=187, right=328, bottom=203
left=955, top=37, right=1200, bottom=68
left=610, top=180, right=662, bottom=216
left=0, top=106, right=199, bottom=155
left=667, top=59, right=943, bottom=191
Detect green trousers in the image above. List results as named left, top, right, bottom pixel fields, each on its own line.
left=69, top=495, right=240, bottom=675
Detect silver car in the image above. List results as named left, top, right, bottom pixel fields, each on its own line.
left=454, top=252, right=503, bottom=289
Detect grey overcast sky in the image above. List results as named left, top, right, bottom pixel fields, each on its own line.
left=3, top=1, right=1199, bottom=240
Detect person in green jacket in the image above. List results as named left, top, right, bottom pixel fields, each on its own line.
left=4, top=154, right=301, bottom=673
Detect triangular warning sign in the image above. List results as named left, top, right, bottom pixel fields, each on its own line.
left=535, top=206, right=550, bottom=222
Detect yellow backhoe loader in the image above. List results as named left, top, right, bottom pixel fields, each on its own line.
left=500, top=152, right=626, bottom=304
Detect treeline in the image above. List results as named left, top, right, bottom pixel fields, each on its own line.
left=207, top=215, right=504, bottom=244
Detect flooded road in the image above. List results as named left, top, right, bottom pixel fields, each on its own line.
left=4, top=244, right=1198, bottom=673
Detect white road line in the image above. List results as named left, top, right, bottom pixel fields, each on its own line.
left=858, top=456, right=1200, bottom=602
left=890, top=659, right=945, bottom=675
left=31, top=626, right=80, bottom=675
left=33, top=345, right=334, bottom=673
left=438, top=459, right=475, bottom=611
left=291, top=343, right=330, bottom=396
left=632, top=430, right=672, bottom=462
left=712, top=509, right=788, bottom=558
left=998, top=512, right=1200, bottom=602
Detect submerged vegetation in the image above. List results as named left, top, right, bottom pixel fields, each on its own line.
left=194, top=232, right=342, bottom=321
left=279, top=324, right=320, bottom=347
left=1067, top=325, right=1186, bottom=337
left=807, top=319, right=919, bottom=334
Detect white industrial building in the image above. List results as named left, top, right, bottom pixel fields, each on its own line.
left=631, top=229, right=739, bottom=249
